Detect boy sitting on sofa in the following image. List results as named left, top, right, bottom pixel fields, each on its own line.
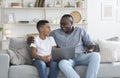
left=30, top=20, right=58, bottom=78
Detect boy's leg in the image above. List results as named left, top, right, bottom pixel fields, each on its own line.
left=33, top=60, right=48, bottom=78
left=48, top=61, right=59, bottom=78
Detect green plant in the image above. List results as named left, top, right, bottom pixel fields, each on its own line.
left=0, top=27, right=3, bottom=31
left=76, top=0, right=84, bottom=2
left=77, top=0, right=81, bottom=2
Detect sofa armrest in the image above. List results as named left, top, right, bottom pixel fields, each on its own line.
left=0, top=51, right=10, bottom=78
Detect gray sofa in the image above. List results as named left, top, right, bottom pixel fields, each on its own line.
left=0, top=38, right=120, bottom=78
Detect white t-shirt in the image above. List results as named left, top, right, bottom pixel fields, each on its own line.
left=30, top=36, right=56, bottom=56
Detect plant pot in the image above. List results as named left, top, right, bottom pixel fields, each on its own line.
left=76, top=2, right=82, bottom=7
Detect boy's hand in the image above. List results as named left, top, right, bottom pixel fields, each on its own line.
left=42, top=56, right=49, bottom=63
left=47, top=55, right=52, bottom=62
left=42, top=55, right=51, bottom=63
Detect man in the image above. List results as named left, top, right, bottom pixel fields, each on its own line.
left=28, top=14, right=100, bottom=78
left=49, top=14, right=100, bottom=78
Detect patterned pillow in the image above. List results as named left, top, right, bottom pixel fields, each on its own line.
left=98, top=39, right=120, bottom=63
left=8, top=38, right=32, bottom=65
left=7, top=47, right=32, bottom=65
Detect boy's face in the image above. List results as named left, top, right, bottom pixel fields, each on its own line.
left=39, top=23, right=51, bottom=36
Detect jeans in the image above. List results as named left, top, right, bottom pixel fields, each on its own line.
left=59, top=52, right=101, bottom=78
left=33, top=59, right=59, bottom=78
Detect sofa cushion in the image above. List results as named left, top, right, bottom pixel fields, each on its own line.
left=8, top=38, right=32, bottom=65
left=98, top=39, right=120, bottom=63
left=98, top=62, right=120, bottom=77
left=9, top=65, right=39, bottom=78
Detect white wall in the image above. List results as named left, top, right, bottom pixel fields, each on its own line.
left=1, top=0, right=120, bottom=39
left=87, top=0, right=120, bottom=39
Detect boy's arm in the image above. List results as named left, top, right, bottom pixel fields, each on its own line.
left=31, top=47, right=49, bottom=63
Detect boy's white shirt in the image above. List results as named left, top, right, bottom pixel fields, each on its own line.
left=30, top=36, right=56, bottom=56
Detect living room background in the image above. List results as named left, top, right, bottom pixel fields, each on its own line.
left=0, top=0, right=120, bottom=39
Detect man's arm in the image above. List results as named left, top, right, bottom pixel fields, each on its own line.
left=80, top=28, right=96, bottom=53
left=27, top=36, right=34, bottom=45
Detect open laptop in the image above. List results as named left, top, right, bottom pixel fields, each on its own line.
left=52, top=47, right=75, bottom=61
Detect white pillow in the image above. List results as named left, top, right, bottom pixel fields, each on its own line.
left=98, top=39, right=120, bottom=63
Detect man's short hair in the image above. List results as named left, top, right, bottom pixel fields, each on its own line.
left=61, top=14, right=73, bottom=20
left=36, top=20, right=49, bottom=31
left=61, top=14, right=73, bottom=24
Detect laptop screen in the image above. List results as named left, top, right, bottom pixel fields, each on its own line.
left=52, top=47, right=75, bottom=61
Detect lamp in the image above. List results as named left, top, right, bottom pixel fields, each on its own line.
left=3, top=29, right=11, bottom=40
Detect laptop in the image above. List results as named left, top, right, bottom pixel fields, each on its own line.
left=52, top=47, right=75, bottom=61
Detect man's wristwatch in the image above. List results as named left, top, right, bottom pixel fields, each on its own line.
left=88, top=50, right=93, bottom=53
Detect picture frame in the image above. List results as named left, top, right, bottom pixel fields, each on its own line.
left=116, top=9, right=120, bottom=22
left=54, top=0, right=62, bottom=7
left=101, top=1, right=116, bottom=21
left=117, top=0, right=120, bottom=6
left=7, top=13, right=16, bottom=23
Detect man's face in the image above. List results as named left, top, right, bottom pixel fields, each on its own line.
left=60, top=17, right=73, bottom=33
left=39, top=23, right=51, bottom=36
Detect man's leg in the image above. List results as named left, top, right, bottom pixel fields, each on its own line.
left=59, top=59, right=80, bottom=78
left=48, top=61, right=59, bottom=78
left=33, top=60, right=48, bottom=78
left=75, top=52, right=101, bottom=78
left=86, top=52, right=100, bottom=78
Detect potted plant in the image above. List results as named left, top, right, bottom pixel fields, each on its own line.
left=0, top=27, right=3, bottom=32
left=0, top=27, right=3, bottom=39
left=76, top=0, right=82, bottom=7
left=0, top=27, right=3, bottom=49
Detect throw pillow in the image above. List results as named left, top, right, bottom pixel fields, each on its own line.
left=106, top=36, right=120, bottom=62
left=7, top=50, right=21, bottom=65
left=106, top=36, right=120, bottom=41
left=7, top=47, right=32, bottom=65
left=9, top=37, right=26, bottom=51
left=8, top=38, right=33, bottom=65
left=98, top=39, right=120, bottom=63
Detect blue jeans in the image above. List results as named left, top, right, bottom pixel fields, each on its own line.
left=33, top=59, right=59, bottom=78
left=59, top=52, right=101, bottom=78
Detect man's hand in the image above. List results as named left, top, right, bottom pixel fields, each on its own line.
left=86, top=45, right=95, bottom=53
left=27, top=36, right=34, bottom=45
left=84, top=50, right=93, bottom=54
left=87, top=49, right=93, bottom=53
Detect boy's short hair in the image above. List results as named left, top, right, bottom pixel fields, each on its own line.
left=36, top=20, right=49, bottom=31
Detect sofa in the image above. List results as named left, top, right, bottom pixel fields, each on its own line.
left=0, top=37, right=120, bottom=78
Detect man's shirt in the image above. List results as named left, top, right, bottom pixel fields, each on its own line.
left=50, top=27, right=95, bottom=55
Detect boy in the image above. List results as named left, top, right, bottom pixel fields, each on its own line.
left=30, top=20, right=58, bottom=78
